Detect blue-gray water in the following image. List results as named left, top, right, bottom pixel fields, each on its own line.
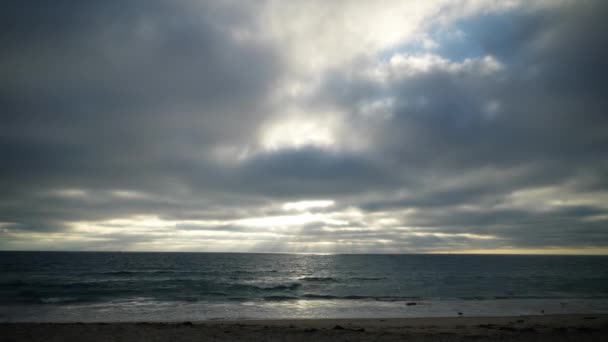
left=1, top=252, right=608, bottom=321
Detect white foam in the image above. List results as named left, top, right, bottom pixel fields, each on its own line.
left=3, top=298, right=608, bottom=322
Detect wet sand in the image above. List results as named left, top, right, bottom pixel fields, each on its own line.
left=2, top=314, right=607, bottom=341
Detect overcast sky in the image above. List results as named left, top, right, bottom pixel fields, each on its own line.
left=1, top=0, right=607, bottom=254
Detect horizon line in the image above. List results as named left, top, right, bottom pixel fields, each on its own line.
left=1, top=250, right=607, bottom=256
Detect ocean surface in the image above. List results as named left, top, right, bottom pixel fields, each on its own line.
left=1, top=252, right=608, bottom=322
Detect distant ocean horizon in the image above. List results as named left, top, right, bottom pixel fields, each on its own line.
left=2, top=251, right=608, bottom=322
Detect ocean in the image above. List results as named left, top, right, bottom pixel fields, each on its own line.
left=1, top=252, right=608, bottom=322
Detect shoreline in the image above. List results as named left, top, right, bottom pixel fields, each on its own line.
left=2, top=313, right=606, bottom=324
left=3, top=314, right=607, bottom=341
left=4, top=297, right=607, bottom=323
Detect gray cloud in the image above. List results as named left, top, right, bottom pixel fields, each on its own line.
left=1, top=1, right=607, bottom=253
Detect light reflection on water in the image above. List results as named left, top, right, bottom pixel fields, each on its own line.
left=3, top=298, right=608, bottom=322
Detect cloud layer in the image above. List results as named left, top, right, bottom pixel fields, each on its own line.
left=1, top=0, right=607, bottom=253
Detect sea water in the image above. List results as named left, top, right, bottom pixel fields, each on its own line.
left=1, top=252, right=607, bottom=322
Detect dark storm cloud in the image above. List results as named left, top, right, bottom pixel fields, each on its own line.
left=1, top=1, right=607, bottom=252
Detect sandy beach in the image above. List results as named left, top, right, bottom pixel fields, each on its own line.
left=2, top=314, right=607, bottom=341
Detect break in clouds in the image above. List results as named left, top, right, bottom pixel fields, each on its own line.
left=1, top=0, right=607, bottom=253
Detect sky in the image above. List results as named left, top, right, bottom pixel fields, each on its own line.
left=1, top=0, right=607, bottom=254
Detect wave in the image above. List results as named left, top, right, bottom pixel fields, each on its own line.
left=349, top=277, right=387, bottom=281
left=39, top=297, right=81, bottom=304
left=254, top=282, right=302, bottom=291
left=297, top=276, right=385, bottom=283
left=231, top=269, right=278, bottom=275
left=14, top=293, right=608, bottom=307
left=97, top=271, right=134, bottom=276
left=456, top=295, right=600, bottom=301
left=263, top=295, right=299, bottom=301
left=301, top=294, right=338, bottom=299
left=298, top=277, right=339, bottom=282
left=224, top=281, right=303, bottom=293
left=301, top=294, right=422, bottom=301
left=91, top=270, right=215, bottom=276
left=301, top=294, right=374, bottom=300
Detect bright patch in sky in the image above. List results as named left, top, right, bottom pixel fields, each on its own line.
left=282, top=200, right=335, bottom=211
left=261, top=116, right=338, bottom=150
